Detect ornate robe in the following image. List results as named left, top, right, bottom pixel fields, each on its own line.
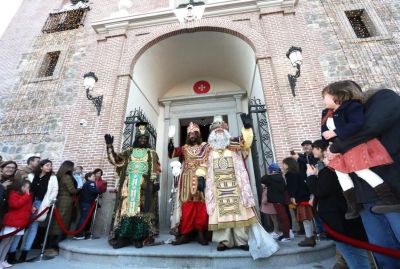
left=107, top=146, right=160, bottom=242
left=170, top=142, right=210, bottom=234
left=198, top=128, right=257, bottom=231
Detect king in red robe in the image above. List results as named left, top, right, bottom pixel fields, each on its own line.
left=168, top=122, right=210, bottom=245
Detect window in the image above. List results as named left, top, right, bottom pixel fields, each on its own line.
left=345, top=9, right=377, bottom=38
left=38, top=51, right=61, bottom=77
left=42, top=6, right=89, bottom=33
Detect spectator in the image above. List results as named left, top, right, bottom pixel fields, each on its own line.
left=320, top=81, right=399, bottom=218
left=47, top=161, right=78, bottom=256
left=261, top=163, right=291, bottom=242
left=8, top=159, right=58, bottom=263
left=0, top=161, right=18, bottom=227
left=92, top=168, right=107, bottom=194
left=73, top=166, right=84, bottom=190
left=282, top=157, right=315, bottom=247
left=291, top=140, right=319, bottom=180
left=306, top=139, right=371, bottom=269
left=73, top=172, right=101, bottom=240
left=330, top=86, right=400, bottom=269
left=14, top=156, right=40, bottom=182
left=0, top=180, right=32, bottom=269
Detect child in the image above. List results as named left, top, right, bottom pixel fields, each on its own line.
left=261, top=163, right=292, bottom=242
left=282, top=157, right=315, bottom=247
left=0, top=180, right=32, bottom=268
left=73, top=173, right=101, bottom=240
left=321, top=80, right=400, bottom=218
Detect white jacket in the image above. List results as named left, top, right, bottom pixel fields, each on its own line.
left=27, top=173, right=59, bottom=222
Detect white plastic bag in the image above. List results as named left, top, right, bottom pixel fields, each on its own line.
left=248, top=222, right=279, bottom=260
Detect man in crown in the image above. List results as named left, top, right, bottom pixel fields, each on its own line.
left=196, top=114, right=258, bottom=251
left=104, top=122, right=161, bottom=249
left=168, top=122, right=211, bottom=245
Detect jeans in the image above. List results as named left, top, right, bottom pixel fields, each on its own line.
left=76, top=202, right=92, bottom=237
left=9, top=200, right=42, bottom=252
left=335, top=241, right=371, bottom=269
left=360, top=202, right=400, bottom=269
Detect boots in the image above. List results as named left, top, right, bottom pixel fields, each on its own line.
left=7, top=252, right=17, bottom=264
left=18, top=250, right=28, bottom=263
left=342, top=188, right=361, bottom=220
left=197, top=231, right=208, bottom=246
left=298, top=236, right=316, bottom=247
left=371, top=183, right=400, bottom=214
left=171, top=233, right=190, bottom=245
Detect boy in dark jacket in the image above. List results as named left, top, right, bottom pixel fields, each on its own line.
left=73, top=173, right=102, bottom=240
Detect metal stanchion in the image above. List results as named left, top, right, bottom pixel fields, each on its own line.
left=88, top=195, right=100, bottom=240
left=29, top=199, right=57, bottom=262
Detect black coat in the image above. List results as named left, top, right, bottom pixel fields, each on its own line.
left=285, top=171, right=310, bottom=203
left=306, top=167, right=368, bottom=242
left=79, top=180, right=101, bottom=204
left=297, top=153, right=318, bottom=182
left=260, top=173, right=287, bottom=204
left=330, top=89, right=400, bottom=202
left=321, top=100, right=365, bottom=140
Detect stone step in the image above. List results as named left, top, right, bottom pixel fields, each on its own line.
left=55, top=234, right=336, bottom=269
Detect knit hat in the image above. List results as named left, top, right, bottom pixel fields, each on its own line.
left=268, top=163, right=281, bottom=173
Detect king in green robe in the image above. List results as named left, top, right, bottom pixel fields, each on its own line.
left=105, top=122, right=161, bottom=249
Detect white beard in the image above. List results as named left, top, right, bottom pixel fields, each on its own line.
left=208, top=130, right=231, bottom=150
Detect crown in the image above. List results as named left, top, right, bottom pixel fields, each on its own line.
left=187, top=122, right=200, bottom=134
left=210, top=116, right=229, bottom=132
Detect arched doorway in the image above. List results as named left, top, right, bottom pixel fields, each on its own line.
left=125, top=30, right=274, bottom=229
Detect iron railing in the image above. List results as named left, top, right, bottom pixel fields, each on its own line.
left=42, top=7, right=89, bottom=33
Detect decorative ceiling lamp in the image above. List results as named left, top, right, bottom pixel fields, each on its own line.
left=174, top=0, right=206, bottom=23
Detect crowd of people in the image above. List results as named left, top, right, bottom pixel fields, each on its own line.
left=0, top=157, right=107, bottom=268
left=259, top=81, right=400, bottom=269
left=0, top=80, right=399, bottom=268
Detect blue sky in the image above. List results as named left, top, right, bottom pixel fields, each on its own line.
left=0, top=0, right=24, bottom=38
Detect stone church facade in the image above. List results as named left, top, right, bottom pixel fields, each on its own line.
left=0, top=0, right=399, bottom=232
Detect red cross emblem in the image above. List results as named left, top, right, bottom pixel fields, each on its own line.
left=193, top=81, right=211, bottom=94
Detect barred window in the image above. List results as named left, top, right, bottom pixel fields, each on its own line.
left=42, top=7, right=89, bottom=33
left=345, top=9, right=376, bottom=38
left=38, top=51, right=61, bottom=77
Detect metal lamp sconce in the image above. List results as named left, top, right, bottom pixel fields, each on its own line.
left=83, top=72, right=103, bottom=116
left=286, top=46, right=303, bottom=97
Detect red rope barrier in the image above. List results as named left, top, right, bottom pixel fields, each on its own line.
left=323, top=223, right=400, bottom=258
left=53, top=201, right=96, bottom=236
left=0, top=207, right=50, bottom=239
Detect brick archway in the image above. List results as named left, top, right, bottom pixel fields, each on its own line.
left=118, top=18, right=269, bottom=75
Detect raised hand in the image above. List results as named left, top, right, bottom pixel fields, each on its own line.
left=240, top=113, right=253, bottom=129
left=104, top=134, right=114, bottom=145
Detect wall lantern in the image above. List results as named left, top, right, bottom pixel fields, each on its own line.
left=286, top=46, right=302, bottom=97
left=83, top=72, right=102, bottom=116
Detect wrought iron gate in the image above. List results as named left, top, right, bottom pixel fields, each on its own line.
left=122, top=108, right=157, bottom=150
left=248, top=97, right=275, bottom=202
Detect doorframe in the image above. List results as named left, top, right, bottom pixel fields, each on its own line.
left=158, top=90, right=259, bottom=230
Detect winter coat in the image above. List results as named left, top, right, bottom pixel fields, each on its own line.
left=321, top=100, right=365, bottom=140
left=49, top=173, right=78, bottom=235
left=306, top=167, right=368, bottom=242
left=79, top=180, right=101, bottom=204
left=297, top=153, right=318, bottom=182
left=27, top=173, right=58, bottom=222
left=330, top=89, right=400, bottom=162
left=3, top=191, right=32, bottom=228
left=330, top=89, right=400, bottom=202
left=260, top=173, right=287, bottom=204
left=285, top=171, right=310, bottom=203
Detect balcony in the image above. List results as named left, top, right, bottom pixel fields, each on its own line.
left=42, top=7, right=90, bottom=34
